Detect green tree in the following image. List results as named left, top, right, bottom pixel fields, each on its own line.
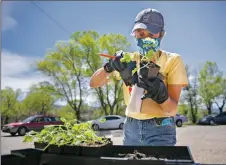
left=1, top=87, right=21, bottom=124
left=198, top=61, right=222, bottom=114
left=214, top=77, right=226, bottom=113
left=182, top=66, right=201, bottom=123
left=51, top=105, right=76, bottom=120
left=71, top=31, right=130, bottom=115
left=178, top=104, right=189, bottom=116
left=36, top=39, right=85, bottom=120
left=14, top=101, right=27, bottom=121
left=24, top=84, right=55, bottom=115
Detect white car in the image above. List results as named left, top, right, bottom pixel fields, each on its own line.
left=90, top=115, right=125, bottom=131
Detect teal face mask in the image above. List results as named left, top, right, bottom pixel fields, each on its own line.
left=136, top=37, right=161, bottom=56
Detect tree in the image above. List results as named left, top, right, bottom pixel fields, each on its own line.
left=71, top=31, right=130, bottom=115
left=198, top=61, right=222, bottom=114
left=214, top=77, right=226, bottom=113
left=98, top=34, right=130, bottom=115
left=14, top=101, right=27, bottom=121
left=24, top=84, right=55, bottom=115
left=1, top=87, right=21, bottom=124
left=182, top=65, right=201, bottom=123
left=178, top=104, right=189, bottom=116
left=36, top=39, right=85, bottom=120
left=51, top=105, right=76, bottom=120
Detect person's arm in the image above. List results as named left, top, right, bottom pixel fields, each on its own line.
left=90, top=67, right=112, bottom=88
left=90, top=51, right=138, bottom=88
left=138, top=55, right=188, bottom=115
left=160, top=85, right=183, bottom=114
left=160, top=55, right=188, bottom=114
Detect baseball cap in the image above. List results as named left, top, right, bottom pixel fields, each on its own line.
left=131, top=8, right=164, bottom=35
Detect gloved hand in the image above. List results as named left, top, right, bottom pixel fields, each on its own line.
left=137, top=66, right=168, bottom=104
left=103, top=50, right=138, bottom=86
left=103, top=50, right=126, bottom=73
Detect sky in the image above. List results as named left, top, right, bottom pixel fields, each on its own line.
left=1, top=1, right=226, bottom=106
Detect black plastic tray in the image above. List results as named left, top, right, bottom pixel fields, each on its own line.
left=1, top=154, right=23, bottom=165
left=38, top=145, right=194, bottom=165
left=101, top=145, right=194, bottom=161
left=11, top=148, right=43, bottom=165
left=35, top=143, right=194, bottom=162
left=39, top=153, right=194, bottom=165
left=34, top=141, right=113, bottom=156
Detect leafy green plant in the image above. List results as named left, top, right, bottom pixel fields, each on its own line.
left=119, top=51, right=156, bottom=77
left=23, top=118, right=111, bottom=150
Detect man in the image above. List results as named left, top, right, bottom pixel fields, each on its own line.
left=90, top=8, right=188, bottom=146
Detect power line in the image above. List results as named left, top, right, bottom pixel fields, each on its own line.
left=30, top=1, right=71, bottom=36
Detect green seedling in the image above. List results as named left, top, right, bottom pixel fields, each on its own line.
left=23, top=117, right=110, bottom=150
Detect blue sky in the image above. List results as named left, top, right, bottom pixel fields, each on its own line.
left=2, top=1, right=226, bottom=105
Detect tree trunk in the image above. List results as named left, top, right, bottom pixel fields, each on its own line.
left=109, top=107, right=114, bottom=115
left=76, top=110, right=80, bottom=121
left=1, top=116, right=5, bottom=125
left=219, top=107, right=223, bottom=114
left=5, top=116, right=9, bottom=124
left=207, top=106, right=212, bottom=115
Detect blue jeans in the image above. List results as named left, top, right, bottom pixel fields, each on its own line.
left=123, top=117, right=176, bottom=146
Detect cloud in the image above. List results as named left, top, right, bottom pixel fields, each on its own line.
left=1, top=50, right=95, bottom=106
left=188, top=75, right=194, bottom=81
left=2, top=2, right=17, bottom=32
left=1, top=50, right=50, bottom=91
left=2, top=50, right=40, bottom=77
left=2, top=16, right=17, bottom=32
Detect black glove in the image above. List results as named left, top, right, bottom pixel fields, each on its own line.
left=103, top=50, right=126, bottom=73
left=137, top=66, right=168, bottom=104
left=103, top=50, right=138, bottom=86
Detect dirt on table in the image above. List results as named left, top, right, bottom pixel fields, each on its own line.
left=118, top=150, right=167, bottom=160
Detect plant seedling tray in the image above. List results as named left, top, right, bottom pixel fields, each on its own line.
left=1, top=154, right=24, bottom=165
left=11, top=148, right=43, bottom=165
left=36, top=145, right=195, bottom=165
left=34, top=140, right=113, bottom=156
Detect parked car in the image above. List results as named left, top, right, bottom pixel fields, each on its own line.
left=174, top=114, right=188, bottom=127
left=89, top=115, right=125, bottom=131
left=1, top=115, right=63, bottom=136
left=198, top=112, right=226, bottom=125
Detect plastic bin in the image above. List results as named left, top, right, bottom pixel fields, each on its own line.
left=38, top=145, right=195, bottom=165
left=11, top=148, right=43, bottom=165
left=1, top=154, right=23, bottom=165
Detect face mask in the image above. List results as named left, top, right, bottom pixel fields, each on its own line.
left=136, top=37, right=161, bottom=56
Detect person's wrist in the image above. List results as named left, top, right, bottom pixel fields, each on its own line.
left=155, top=94, right=169, bottom=104
left=103, top=62, right=114, bottom=73
left=160, top=97, right=170, bottom=106
left=155, top=83, right=169, bottom=104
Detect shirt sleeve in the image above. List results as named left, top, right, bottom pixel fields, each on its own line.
left=167, top=55, right=188, bottom=87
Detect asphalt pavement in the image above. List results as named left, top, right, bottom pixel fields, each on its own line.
left=1, top=125, right=226, bottom=164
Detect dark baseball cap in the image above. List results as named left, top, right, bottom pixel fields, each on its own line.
left=131, top=8, right=164, bottom=35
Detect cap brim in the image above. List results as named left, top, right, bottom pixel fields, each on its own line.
left=131, top=22, right=147, bottom=36
left=131, top=23, right=162, bottom=35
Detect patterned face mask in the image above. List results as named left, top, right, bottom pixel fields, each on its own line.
left=136, top=37, right=161, bottom=56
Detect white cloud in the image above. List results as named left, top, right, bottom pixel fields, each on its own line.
left=2, top=2, right=17, bottom=32
left=2, top=76, right=50, bottom=92
left=188, top=75, right=194, bottom=81
left=1, top=50, right=50, bottom=91
left=2, top=50, right=40, bottom=77
left=1, top=50, right=95, bottom=106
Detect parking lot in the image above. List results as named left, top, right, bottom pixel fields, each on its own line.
left=1, top=125, right=226, bottom=164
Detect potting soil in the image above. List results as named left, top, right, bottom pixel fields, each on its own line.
left=118, top=150, right=168, bottom=160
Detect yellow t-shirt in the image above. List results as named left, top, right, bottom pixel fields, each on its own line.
left=113, top=50, right=188, bottom=120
